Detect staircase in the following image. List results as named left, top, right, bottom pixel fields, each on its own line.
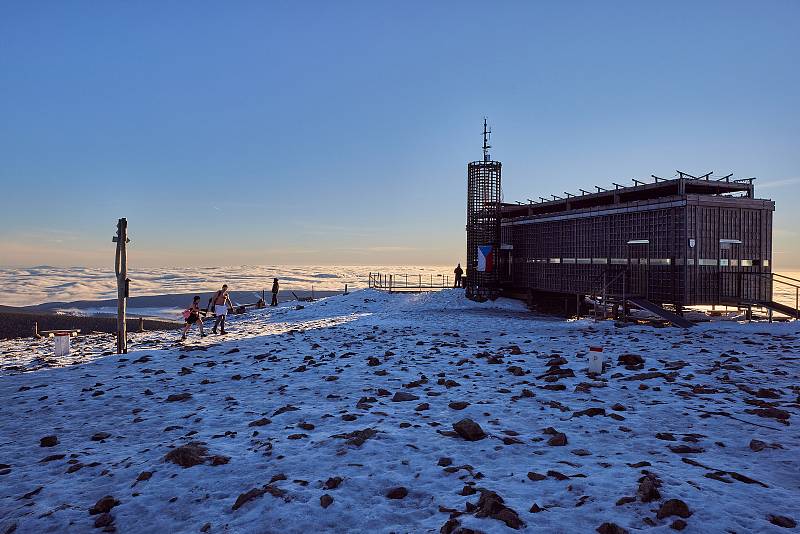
left=626, top=297, right=694, bottom=328
left=746, top=300, right=800, bottom=320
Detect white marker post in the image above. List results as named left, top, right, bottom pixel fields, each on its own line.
left=588, top=346, right=604, bottom=374
left=42, top=330, right=80, bottom=358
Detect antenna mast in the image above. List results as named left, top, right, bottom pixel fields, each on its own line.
left=482, top=118, right=491, bottom=162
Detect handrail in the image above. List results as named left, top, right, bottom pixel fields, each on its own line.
left=719, top=271, right=799, bottom=319
left=368, top=271, right=453, bottom=291
left=727, top=271, right=800, bottom=290
left=772, top=272, right=800, bottom=285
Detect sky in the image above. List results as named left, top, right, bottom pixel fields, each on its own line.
left=1, top=1, right=799, bottom=269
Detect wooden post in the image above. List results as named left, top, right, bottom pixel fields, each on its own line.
left=344, top=284, right=348, bottom=295
left=138, top=317, right=145, bottom=333
left=33, top=321, right=40, bottom=339
left=113, top=218, right=129, bottom=354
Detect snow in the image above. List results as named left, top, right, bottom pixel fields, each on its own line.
left=1, top=289, right=798, bottom=533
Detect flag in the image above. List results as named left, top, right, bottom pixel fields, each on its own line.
left=477, top=245, right=494, bottom=272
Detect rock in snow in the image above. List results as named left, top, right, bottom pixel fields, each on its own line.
left=452, top=418, right=487, bottom=441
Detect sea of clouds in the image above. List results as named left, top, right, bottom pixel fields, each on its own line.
left=0, top=265, right=453, bottom=307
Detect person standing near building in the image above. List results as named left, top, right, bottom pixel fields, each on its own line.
left=212, top=284, right=233, bottom=334
left=271, top=278, right=280, bottom=306
left=453, top=263, right=464, bottom=288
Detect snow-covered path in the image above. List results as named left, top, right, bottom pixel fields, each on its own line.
left=1, top=290, right=798, bottom=533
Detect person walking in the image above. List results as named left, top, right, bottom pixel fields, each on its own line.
left=271, top=278, right=280, bottom=306
left=181, top=296, right=207, bottom=341
left=453, top=263, right=464, bottom=288
left=211, top=284, right=233, bottom=334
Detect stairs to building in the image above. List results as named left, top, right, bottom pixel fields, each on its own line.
left=626, top=297, right=694, bottom=328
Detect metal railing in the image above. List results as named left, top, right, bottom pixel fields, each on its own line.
left=368, top=272, right=454, bottom=292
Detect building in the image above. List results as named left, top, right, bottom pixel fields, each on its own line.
left=465, top=124, right=794, bottom=324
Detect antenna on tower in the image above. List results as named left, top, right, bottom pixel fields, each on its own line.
left=482, top=118, right=492, bottom=162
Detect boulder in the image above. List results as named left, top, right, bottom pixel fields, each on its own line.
left=768, top=515, right=796, bottom=528
left=657, top=499, right=692, bottom=519
left=164, top=442, right=208, bottom=468
left=386, top=486, right=408, bottom=499
left=453, top=419, right=486, bottom=441
left=40, top=436, right=58, bottom=447
left=89, top=495, right=120, bottom=515
left=597, top=523, right=629, bottom=534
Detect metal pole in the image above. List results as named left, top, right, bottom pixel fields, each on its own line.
left=602, top=271, right=607, bottom=319
left=622, top=271, right=627, bottom=324
left=796, top=287, right=798, bottom=319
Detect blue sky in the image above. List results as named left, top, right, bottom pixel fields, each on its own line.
left=1, top=1, right=798, bottom=268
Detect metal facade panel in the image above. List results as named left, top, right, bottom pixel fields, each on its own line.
left=500, top=195, right=773, bottom=306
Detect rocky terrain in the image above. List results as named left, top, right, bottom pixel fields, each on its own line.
left=0, top=290, right=798, bottom=533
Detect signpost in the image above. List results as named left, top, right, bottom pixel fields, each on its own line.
left=113, top=218, right=130, bottom=354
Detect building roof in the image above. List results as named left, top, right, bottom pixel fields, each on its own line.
left=501, top=175, right=756, bottom=219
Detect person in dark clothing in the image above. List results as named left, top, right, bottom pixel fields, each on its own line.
left=453, top=263, right=463, bottom=288
left=271, top=278, right=279, bottom=306
left=181, top=295, right=206, bottom=341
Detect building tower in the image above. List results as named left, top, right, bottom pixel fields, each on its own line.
left=466, top=119, right=502, bottom=301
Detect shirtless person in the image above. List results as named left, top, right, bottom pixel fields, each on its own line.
left=211, top=284, right=233, bottom=335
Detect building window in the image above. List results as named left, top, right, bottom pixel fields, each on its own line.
left=610, top=258, right=627, bottom=265
left=577, top=258, right=591, bottom=264
left=698, top=259, right=717, bottom=266
left=549, top=258, right=561, bottom=264
left=741, top=259, right=753, bottom=267
left=563, top=258, right=576, bottom=264
left=592, top=258, right=608, bottom=264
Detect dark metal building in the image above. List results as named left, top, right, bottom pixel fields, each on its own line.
left=465, top=126, right=790, bottom=322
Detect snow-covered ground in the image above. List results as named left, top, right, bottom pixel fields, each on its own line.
left=1, top=289, right=798, bottom=533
